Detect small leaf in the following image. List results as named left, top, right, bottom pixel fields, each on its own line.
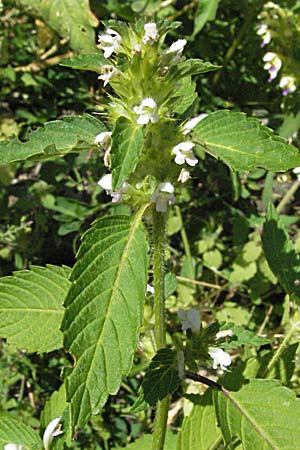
left=60, top=52, right=107, bottom=72
left=62, top=210, right=149, bottom=430
left=214, top=379, right=300, bottom=449
left=0, top=114, right=106, bottom=165
left=193, top=0, right=221, bottom=36
left=111, top=117, right=144, bottom=191
left=262, top=203, right=300, bottom=300
left=0, top=265, right=70, bottom=353
left=193, top=110, right=300, bottom=172
left=0, top=411, right=42, bottom=449
left=142, top=348, right=181, bottom=405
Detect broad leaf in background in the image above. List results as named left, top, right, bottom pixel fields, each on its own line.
left=18, top=0, right=98, bottom=52
left=0, top=265, right=70, bottom=353
left=0, top=411, right=42, bottom=449
left=0, top=114, right=105, bottom=165
left=262, top=204, right=300, bottom=301
left=214, top=379, right=300, bottom=449
left=111, top=117, right=144, bottom=191
left=193, top=110, right=300, bottom=171
left=177, top=389, right=221, bottom=450
left=113, top=432, right=177, bottom=450
left=141, top=348, right=181, bottom=405
left=62, top=211, right=149, bottom=430
left=60, top=52, right=107, bottom=72
left=193, top=0, right=221, bottom=36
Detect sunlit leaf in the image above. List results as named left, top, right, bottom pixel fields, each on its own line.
left=0, top=411, right=41, bottom=449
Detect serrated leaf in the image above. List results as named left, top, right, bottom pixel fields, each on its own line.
left=0, top=411, right=42, bottom=449
left=60, top=52, right=107, bottom=72
left=193, top=0, right=221, bottom=36
left=262, top=204, right=300, bottom=300
left=111, top=117, right=144, bottom=191
left=214, top=379, right=300, bottom=449
left=62, top=210, right=149, bottom=430
left=142, top=348, right=180, bottom=405
left=175, top=59, right=220, bottom=79
left=0, top=265, right=70, bottom=353
left=19, top=0, right=98, bottom=52
left=193, top=110, right=300, bottom=171
left=177, top=389, right=221, bottom=450
left=0, top=114, right=105, bottom=165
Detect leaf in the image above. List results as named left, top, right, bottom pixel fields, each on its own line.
left=19, top=0, right=98, bottom=52
left=193, top=0, right=221, bottom=36
left=62, top=210, right=149, bottom=430
left=114, top=432, right=177, bottom=450
left=60, top=52, right=107, bottom=72
left=0, top=114, right=105, bottom=165
left=111, top=117, right=144, bottom=191
left=193, top=110, right=300, bottom=172
left=141, top=348, right=181, bottom=406
left=214, top=379, right=300, bottom=449
left=0, top=265, right=70, bottom=353
left=0, top=411, right=42, bottom=449
left=262, top=204, right=300, bottom=301
left=177, top=389, right=222, bottom=450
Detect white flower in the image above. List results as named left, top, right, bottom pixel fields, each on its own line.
left=177, top=308, right=201, bottom=333
left=133, top=98, right=159, bottom=125
left=98, top=65, right=118, bottom=86
left=4, top=445, right=23, bottom=450
left=208, top=347, right=232, bottom=371
left=150, top=182, right=175, bottom=213
left=279, top=76, right=296, bottom=96
left=263, top=52, right=282, bottom=80
left=293, top=167, right=300, bottom=175
left=216, top=329, right=233, bottom=340
left=183, top=114, right=208, bottom=135
left=98, top=28, right=121, bottom=58
left=98, top=174, right=127, bottom=203
left=94, top=131, right=112, bottom=149
left=146, top=284, right=154, bottom=294
left=257, top=24, right=271, bottom=47
left=142, top=22, right=159, bottom=45
left=167, top=39, right=187, bottom=55
left=43, top=417, right=63, bottom=450
left=172, top=142, right=198, bottom=166
left=177, top=168, right=190, bottom=183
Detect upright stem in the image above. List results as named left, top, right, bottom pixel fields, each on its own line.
left=152, top=210, right=170, bottom=450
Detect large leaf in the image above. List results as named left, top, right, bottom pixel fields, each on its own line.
left=19, top=0, right=98, bottom=52
left=62, top=210, right=149, bottom=430
left=60, top=52, right=107, bottom=72
left=111, top=117, right=144, bottom=191
left=0, top=265, right=70, bottom=353
left=193, top=0, right=221, bottom=36
left=193, top=110, right=300, bottom=171
left=262, top=204, right=300, bottom=301
left=0, top=114, right=105, bottom=165
left=0, top=411, right=42, bottom=449
left=177, top=389, right=221, bottom=450
left=214, top=379, right=300, bottom=449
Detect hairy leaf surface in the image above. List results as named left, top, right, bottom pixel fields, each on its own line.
left=193, top=110, right=300, bottom=171
left=214, top=379, right=300, bottom=449
left=0, top=411, right=41, bottom=449
left=111, top=117, right=144, bottom=191
left=62, top=211, right=149, bottom=430
left=0, top=265, right=70, bottom=353
left=0, top=114, right=105, bottom=165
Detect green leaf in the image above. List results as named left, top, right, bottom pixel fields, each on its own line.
left=214, top=379, right=300, bottom=449
left=19, top=0, right=98, bottom=52
left=193, top=110, right=300, bottom=171
left=262, top=204, right=300, bottom=300
left=177, top=389, right=221, bottom=450
left=111, top=117, right=144, bottom=191
left=0, top=411, right=42, bottom=449
left=114, top=432, right=177, bottom=450
left=0, top=114, right=105, bottom=165
left=0, top=265, right=70, bottom=353
left=60, top=52, right=107, bottom=72
left=193, top=0, right=221, bottom=36
left=62, top=210, right=149, bottom=430
left=142, top=348, right=181, bottom=406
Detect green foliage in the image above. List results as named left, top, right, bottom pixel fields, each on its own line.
left=60, top=53, right=107, bottom=72
left=115, top=432, right=177, bottom=450
left=0, top=410, right=41, bottom=449
left=193, top=0, right=221, bottom=36
left=0, top=264, right=70, bottom=353
left=62, top=211, right=149, bottom=430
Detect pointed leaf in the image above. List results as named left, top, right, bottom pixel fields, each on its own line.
left=62, top=210, right=149, bottom=430
left=0, top=411, right=42, bottom=449
left=0, top=114, right=105, bottom=165
left=193, top=110, right=300, bottom=171
left=60, top=52, right=107, bottom=72
left=111, top=117, right=144, bottom=191
left=262, top=204, right=300, bottom=301
left=0, top=265, right=70, bottom=353
left=214, top=379, right=300, bottom=449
